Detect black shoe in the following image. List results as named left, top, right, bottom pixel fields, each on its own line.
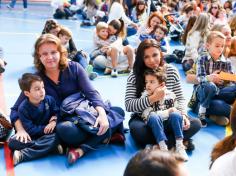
left=184, top=139, right=195, bottom=151
left=200, top=118, right=207, bottom=127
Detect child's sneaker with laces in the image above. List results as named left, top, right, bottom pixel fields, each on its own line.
left=111, top=69, right=118, bottom=78
left=13, top=150, right=24, bottom=166
left=175, top=144, right=189, bottom=161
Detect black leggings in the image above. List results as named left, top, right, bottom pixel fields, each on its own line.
left=129, top=114, right=201, bottom=148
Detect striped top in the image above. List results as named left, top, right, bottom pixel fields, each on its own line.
left=125, top=64, right=186, bottom=114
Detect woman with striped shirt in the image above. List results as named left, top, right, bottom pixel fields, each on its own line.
left=125, top=39, right=201, bottom=150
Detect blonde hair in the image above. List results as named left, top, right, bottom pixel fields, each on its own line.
left=58, top=26, right=72, bottom=38
left=33, top=34, right=68, bottom=73
left=96, top=22, right=108, bottom=33
left=206, top=31, right=226, bottom=44
left=188, top=13, right=209, bottom=38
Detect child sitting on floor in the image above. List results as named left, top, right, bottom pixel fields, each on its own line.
left=141, top=68, right=188, bottom=161
left=8, top=73, right=62, bottom=166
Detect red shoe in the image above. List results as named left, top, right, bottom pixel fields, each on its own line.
left=110, top=133, right=125, bottom=144
left=68, top=148, right=81, bottom=165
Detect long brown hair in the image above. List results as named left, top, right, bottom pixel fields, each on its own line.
left=108, top=19, right=126, bottom=39
left=182, top=15, right=197, bottom=45
left=135, top=0, right=146, bottom=18
left=210, top=100, right=236, bottom=168
left=133, top=39, right=164, bottom=97
left=33, top=34, right=68, bottom=73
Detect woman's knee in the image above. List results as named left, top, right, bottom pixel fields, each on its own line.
left=110, top=106, right=125, bottom=117
left=56, top=121, right=78, bottom=138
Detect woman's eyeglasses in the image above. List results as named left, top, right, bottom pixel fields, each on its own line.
left=212, top=6, right=218, bottom=9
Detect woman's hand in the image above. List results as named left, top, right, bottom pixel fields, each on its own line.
left=148, top=86, right=166, bottom=104
left=182, top=114, right=190, bottom=130
left=94, top=106, right=109, bottom=136
left=15, top=130, right=31, bottom=143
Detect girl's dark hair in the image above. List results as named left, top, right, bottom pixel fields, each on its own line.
left=182, top=15, right=197, bottom=45
left=210, top=100, right=236, bottom=168
left=134, top=39, right=164, bottom=97
left=108, top=19, right=126, bottom=39
left=136, top=0, right=146, bottom=18
left=42, top=19, right=60, bottom=34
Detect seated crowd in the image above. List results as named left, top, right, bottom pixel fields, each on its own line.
left=0, top=0, right=236, bottom=175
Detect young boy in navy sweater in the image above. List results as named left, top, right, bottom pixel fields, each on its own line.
left=8, top=73, right=62, bottom=166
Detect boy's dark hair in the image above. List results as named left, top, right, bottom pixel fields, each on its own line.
left=58, top=26, right=72, bottom=38
left=123, top=149, right=185, bottom=176
left=144, top=68, right=167, bottom=84
left=18, top=73, right=42, bottom=92
left=151, top=24, right=168, bottom=36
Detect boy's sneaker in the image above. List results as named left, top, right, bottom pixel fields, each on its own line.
left=111, top=69, right=118, bottom=78
left=175, top=144, right=189, bottom=161
left=209, top=115, right=229, bottom=126
left=57, top=144, right=64, bottom=155
left=198, top=113, right=207, bottom=127
left=13, top=150, right=23, bottom=166
left=68, top=148, right=81, bottom=165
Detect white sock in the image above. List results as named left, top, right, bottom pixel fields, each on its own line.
left=199, top=105, right=206, bottom=114
left=159, top=140, right=168, bottom=151
left=176, top=139, right=183, bottom=147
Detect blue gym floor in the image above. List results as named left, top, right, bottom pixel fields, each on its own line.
left=0, top=3, right=226, bottom=176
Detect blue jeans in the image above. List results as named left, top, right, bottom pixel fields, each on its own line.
left=8, top=133, right=59, bottom=161
left=197, top=83, right=236, bottom=116
left=129, top=113, right=201, bottom=148
left=9, top=0, right=27, bottom=8
left=147, top=112, right=183, bottom=143
left=57, top=106, right=125, bottom=153
left=56, top=121, right=123, bottom=153
left=197, top=82, right=218, bottom=108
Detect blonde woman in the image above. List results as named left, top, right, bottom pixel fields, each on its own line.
left=182, top=13, right=209, bottom=72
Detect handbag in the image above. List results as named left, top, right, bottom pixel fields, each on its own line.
left=60, top=93, right=124, bottom=134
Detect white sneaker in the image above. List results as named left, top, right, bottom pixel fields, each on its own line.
left=111, top=69, right=118, bottom=78
left=175, top=144, right=189, bottom=161
left=13, top=150, right=23, bottom=166
left=57, top=144, right=64, bottom=155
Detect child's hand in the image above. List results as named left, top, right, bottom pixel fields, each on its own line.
left=182, top=115, right=190, bottom=130
left=100, top=46, right=110, bottom=53
left=207, top=71, right=222, bottom=84
left=44, top=121, right=56, bottom=134
left=168, top=107, right=179, bottom=114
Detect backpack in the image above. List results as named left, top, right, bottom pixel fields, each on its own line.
left=0, top=114, right=13, bottom=141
